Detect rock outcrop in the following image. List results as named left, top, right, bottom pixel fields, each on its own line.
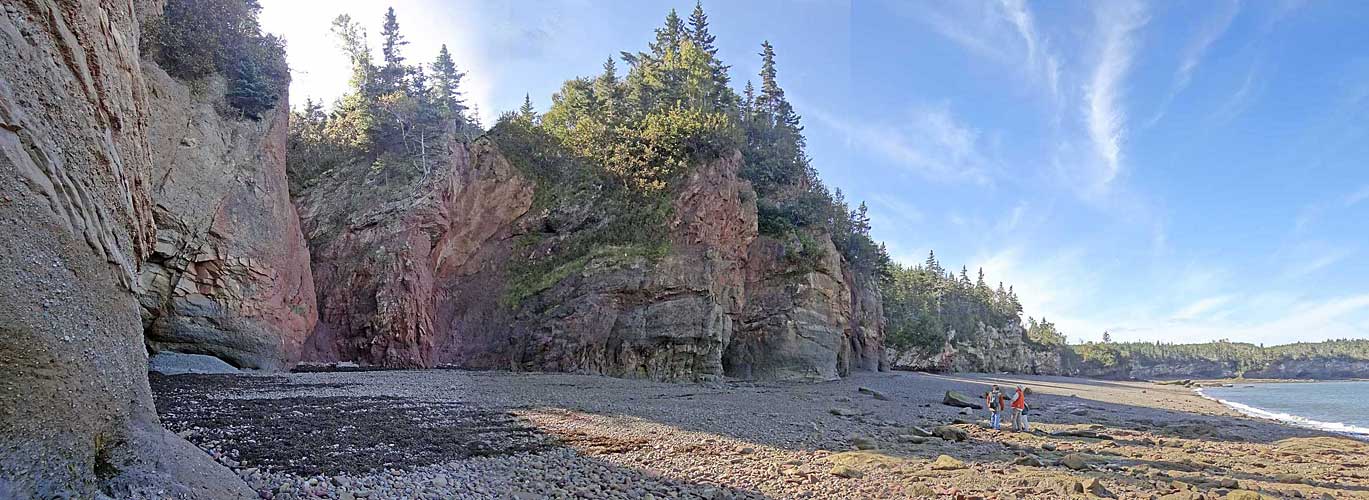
left=890, top=321, right=1063, bottom=374
left=297, top=139, right=536, bottom=367
left=295, top=137, right=885, bottom=381
left=495, top=150, right=756, bottom=381
left=0, top=0, right=252, bottom=497
left=137, top=64, right=316, bottom=370
left=724, top=232, right=886, bottom=381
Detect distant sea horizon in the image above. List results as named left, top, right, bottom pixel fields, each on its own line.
left=1199, top=381, right=1369, bottom=441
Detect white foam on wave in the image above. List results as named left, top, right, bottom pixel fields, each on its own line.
left=1196, top=388, right=1369, bottom=441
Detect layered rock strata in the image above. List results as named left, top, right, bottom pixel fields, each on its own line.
left=0, top=0, right=252, bottom=496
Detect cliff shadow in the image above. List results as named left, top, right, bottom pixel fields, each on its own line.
left=150, top=373, right=773, bottom=499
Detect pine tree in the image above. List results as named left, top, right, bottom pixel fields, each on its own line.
left=853, top=202, right=871, bottom=235
left=594, top=57, right=620, bottom=114
left=687, top=1, right=716, bottom=54
left=379, top=7, right=409, bottom=93
left=742, top=80, right=755, bottom=114
left=518, top=93, right=537, bottom=122
left=649, top=9, right=685, bottom=59
left=757, top=41, right=782, bottom=115
left=925, top=250, right=942, bottom=275
left=687, top=0, right=730, bottom=92
left=429, top=44, right=467, bottom=124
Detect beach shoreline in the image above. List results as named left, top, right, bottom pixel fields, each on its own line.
left=153, top=370, right=1368, bottom=499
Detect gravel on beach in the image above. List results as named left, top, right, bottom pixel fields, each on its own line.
left=152, top=370, right=1369, bottom=499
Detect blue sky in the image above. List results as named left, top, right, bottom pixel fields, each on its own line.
left=259, top=0, right=1369, bottom=346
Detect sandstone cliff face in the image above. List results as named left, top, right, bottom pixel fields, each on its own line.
left=137, top=65, right=316, bottom=370
left=0, top=0, right=251, bottom=497
left=298, top=139, right=536, bottom=367
left=297, top=140, right=885, bottom=382
left=724, top=233, right=886, bottom=381
left=890, top=321, right=1063, bottom=375
left=494, top=151, right=756, bottom=381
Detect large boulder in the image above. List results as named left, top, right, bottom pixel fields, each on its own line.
left=942, top=390, right=983, bottom=409
left=0, top=0, right=251, bottom=496
left=137, top=64, right=316, bottom=370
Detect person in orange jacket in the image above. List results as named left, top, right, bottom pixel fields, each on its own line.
left=1010, top=385, right=1028, bottom=432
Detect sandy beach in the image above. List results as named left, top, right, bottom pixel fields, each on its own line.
left=152, top=370, right=1369, bottom=499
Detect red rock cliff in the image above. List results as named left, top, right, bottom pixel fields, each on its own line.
left=296, top=135, right=885, bottom=382
left=137, top=64, right=317, bottom=370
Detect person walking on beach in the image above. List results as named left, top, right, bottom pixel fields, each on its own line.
left=986, top=385, right=1004, bottom=430
left=1010, top=385, right=1027, bottom=432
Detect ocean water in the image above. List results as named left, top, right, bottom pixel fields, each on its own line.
left=1199, top=381, right=1369, bottom=439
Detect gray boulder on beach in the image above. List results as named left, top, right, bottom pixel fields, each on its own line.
left=942, top=390, right=983, bottom=409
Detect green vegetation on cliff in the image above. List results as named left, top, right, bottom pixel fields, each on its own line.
left=284, top=3, right=890, bottom=307
left=490, top=3, right=890, bottom=305
left=883, top=251, right=1048, bottom=357
left=142, top=0, right=288, bottom=119
left=286, top=7, right=476, bottom=196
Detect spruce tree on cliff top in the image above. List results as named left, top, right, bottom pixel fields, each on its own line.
left=521, top=4, right=889, bottom=280
left=287, top=8, right=476, bottom=192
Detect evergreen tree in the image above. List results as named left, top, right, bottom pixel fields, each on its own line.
left=688, top=1, right=730, bottom=91
left=741, top=80, right=755, bottom=114
left=379, top=7, right=409, bottom=93
left=757, top=41, right=782, bottom=114
left=649, top=9, right=686, bottom=59
left=519, top=93, right=537, bottom=122
left=688, top=1, right=716, bottom=54
left=327, top=14, right=377, bottom=149
left=429, top=44, right=467, bottom=124
left=853, top=202, right=871, bottom=235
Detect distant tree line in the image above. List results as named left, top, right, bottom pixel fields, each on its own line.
left=883, top=251, right=1051, bottom=355
left=1071, top=338, right=1369, bottom=373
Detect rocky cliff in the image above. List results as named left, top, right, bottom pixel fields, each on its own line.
left=0, top=0, right=253, bottom=496
left=137, top=65, right=316, bottom=370
left=889, top=321, right=1063, bottom=375
left=295, top=134, right=885, bottom=382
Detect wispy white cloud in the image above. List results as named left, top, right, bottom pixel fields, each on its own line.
left=998, top=0, right=1062, bottom=99
left=1084, top=0, right=1148, bottom=190
left=1170, top=295, right=1235, bottom=321
left=1209, top=65, right=1262, bottom=124
left=1146, top=0, right=1241, bottom=127
left=1346, top=185, right=1369, bottom=208
left=899, top=0, right=1060, bottom=97
left=868, top=194, right=926, bottom=225
left=807, top=104, right=993, bottom=185
left=1283, top=246, right=1355, bottom=280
